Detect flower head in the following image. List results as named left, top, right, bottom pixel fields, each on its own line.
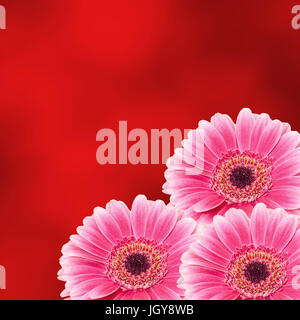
left=58, top=195, right=196, bottom=300
left=163, top=108, right=300, bottom=222
left=179, top=203, right=300, bottom=300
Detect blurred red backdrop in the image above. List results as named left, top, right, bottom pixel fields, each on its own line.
left=0, top=0, right=300, bottom=299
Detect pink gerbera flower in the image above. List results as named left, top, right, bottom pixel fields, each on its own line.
left=58, top=195, right=196, bottom=300
left=179, top=203, right=300, bottom=300
left=163, top=108, right=300, bottom=222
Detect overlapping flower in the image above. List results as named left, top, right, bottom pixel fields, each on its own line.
left=58, top=195, right=196, bottom=300
left=179, top=204, right=300, bottom=300
left=164, top=108, right=300, bottom=222
left=58, top=109, right=300, bottom=300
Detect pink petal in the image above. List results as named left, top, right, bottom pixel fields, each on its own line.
left=94, top=207, right=123, bottom=243
left=272, top=176, right=300, bottom=190
left=181, top=134, right=216, bottom=173
left=59, top=256, right=105, bottom=270
left=211, top=113, right=237, bottom=150
left=187, top=285, right=237, bottom=300
left=160, top=277, right=183, bottom=295
left=151, top=206, right=177, bottom=242
left=66, top=274, right=104, bottom=288
left=119, top=290, right=136, bottom=300
left=168, top=234, right=194, bottom=256
left=285, top=230, right=300, bottom=256
left=225, top=209, right=251, bottom=245
left=198, top=120, right=227, bottom=158
left=250, top=113, right=272, bottom=151
left=264, top=209, right=284, bottom=247
left=81, top=216, right=113, bottom=251
left=181, top=191, right=224, bottom=215
left=171, top=185, right=213, bottom=202
left=236, top=108, right=254, bottom=152
left=165, top=172, right=211, bottom=190
left=267, top=188, right=300, bottom=210
left=172, top=188, right=220, bottom=212
left=270, top=131, right=300, bottom=161
left=147, top=288, right=159, bottom=299
left=68, top=277, right=104, bottom=296
left=271, top=214, right=297, bottom=251
left=272, top=149, right=300, bottom=179
left=209, top=290, right=240, bottom=300
left=255, top=120, right=282, bottom=156
left=182, top=252, right=226, bottom=272
left=287, top=251, right=300, bottom=266
left=192, top=241, right=229, bottom=269
left=69, top=235, right=109, bottom=259
left=144, top=200, right=166, bottom=238
left=213, top=215, right=242, bottom=253
left=131, top=195, right=149, bottom=238
left=270, top=292, right=293, bottom=300
left=180, top=250, right=211, bottom=267
left=259, top=196, right=281, bottom=209
left=60, top=263, right=105, bottom=279
left=181, top=129, right=218, bottom=165
left=282, top=122, right=291, bottom=134
left=188, top=202, right=238, bottom=224
left=196, top=225, right=232, bottom=260
left=185, top=281, right=225, bottom=295
left=112, top=290, right=127, bottom=300
left=274, top=284, right=300, bottom=300
left=75, top=228, right=110, bottom=257
left=167, top=239, right=194, bottom=265
left=167, top=238, right=196, bottom=276
left=134, top=290, right=151, bottom=300
left=180, top=265, right=225, bottom=285
left=73, top=278, right=118, bottom=299
left=250, top=203, right=269, bottom=247
left=60, top=288, right=70, bottom=298
left=115, top=289, right=151, bottom=300
left=165, top=218, right=196, bottom=248
left=150, top=284, right=181, bottom=300
left=62, top=242, right=107, bottom=262
left=106, top=200, right=132, bottom=237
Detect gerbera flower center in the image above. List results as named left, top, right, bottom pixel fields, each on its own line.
left=125, top=253, right=150, bottom=276
left=225, top=245, right=288, bottom=299
left=229, top=166, right=255, bottom=189
left=210, top=150, right=274, bottom=204
left=244, top=262, right=270, bottom=284
left=105, top=236, right=168, bottom=291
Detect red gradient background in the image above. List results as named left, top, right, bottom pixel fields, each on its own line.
left=0, top=0, right=300, bottom=299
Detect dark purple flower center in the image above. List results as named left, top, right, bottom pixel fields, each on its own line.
left=244, top=262, right=270, bottom=284
left=125, top=253, right=150, bottom=276
left=229, top=166, right=255, bottom=189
